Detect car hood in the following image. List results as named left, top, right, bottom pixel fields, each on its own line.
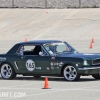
left=58, top=53, right=100, bottom=60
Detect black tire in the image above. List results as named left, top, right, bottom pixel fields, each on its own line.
left=63, top=65, right=80, bottom=81
left=0, top=63, right=16, bottom=79
left=92, top=74, right=100, bottom=79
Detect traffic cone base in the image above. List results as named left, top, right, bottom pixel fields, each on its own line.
left=90, top=43, right=93, bottom=48
left=42, top=78, right=51, bottom=89
left=42, top=87, right=51, bottom=89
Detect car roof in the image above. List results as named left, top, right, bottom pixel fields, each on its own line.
left=18, top=40, right=62, bottom=45
left=6, top=40, right=63, bottom=54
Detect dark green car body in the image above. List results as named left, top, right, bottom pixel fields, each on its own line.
left=0, top=40, right=100, bottom=81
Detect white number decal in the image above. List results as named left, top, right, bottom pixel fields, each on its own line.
left=26, top=60, right=35, bottom=71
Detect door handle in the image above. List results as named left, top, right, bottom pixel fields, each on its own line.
left=21, top=56, right=25, bottom=59
left=21, top=57, right=23, bottom=59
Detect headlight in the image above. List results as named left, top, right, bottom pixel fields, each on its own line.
left=83, top=60, right=88, bottom=66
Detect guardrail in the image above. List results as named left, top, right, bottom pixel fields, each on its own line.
left=0, top=0, right=100, bottom=8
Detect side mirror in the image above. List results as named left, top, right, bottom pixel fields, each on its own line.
left=39, top=51, right=43, bottom=56
left=49, top=50, right=53, bottom=54
left=74, top=51, right=78, bottom=53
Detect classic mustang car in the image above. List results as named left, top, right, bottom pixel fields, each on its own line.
left=0, top=40, right=100, bottom=81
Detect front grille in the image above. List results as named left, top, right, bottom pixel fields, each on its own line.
left=92, top=59, right=100, bottom=65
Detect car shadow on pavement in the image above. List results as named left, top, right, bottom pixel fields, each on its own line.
left=0, top=76, right=99, bottom=82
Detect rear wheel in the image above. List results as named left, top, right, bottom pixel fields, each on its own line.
left=63, top=65, right=80, bottom=81
left=92, top=74, right=100, bottom=79
left=1, top=63, right=16, bottom=79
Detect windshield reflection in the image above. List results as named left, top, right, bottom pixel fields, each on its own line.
left=43, top=42, right=78, bottom=55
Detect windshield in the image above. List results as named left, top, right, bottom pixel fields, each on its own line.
left=43, top=42, right=77, bottom=55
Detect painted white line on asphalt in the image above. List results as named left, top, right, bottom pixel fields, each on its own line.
left=4, top=87, right=100, bottom=100
left=0, top=83, right=42, bottom=88
left=80, top=89, right=100, bottom=92
left=83, top=85, right=100, bottom=89
left=0, top=10, right=9, bottom=18
left=0, top=88, right=40, bottom=89
left=3, top=88, right=86, bottom=100
left=1, top=85, right=100, bottom=90
left=0, top=88, right=84, bottom=90
left=33, top=14, right=69, bottom=40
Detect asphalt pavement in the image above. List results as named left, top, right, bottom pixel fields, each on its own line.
left=0, top=39, right=100, bottom=100
left=0, top=8, right=100, bottom=100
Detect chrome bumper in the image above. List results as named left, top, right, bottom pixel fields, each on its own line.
left=78, top=67, right=100, bottom=70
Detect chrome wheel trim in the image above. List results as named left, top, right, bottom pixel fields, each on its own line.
left=1, top=64, right=12, bottom=79
left=64, top=66, right=77, bottom=81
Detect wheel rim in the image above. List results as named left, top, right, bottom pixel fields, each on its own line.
left=64, top=66, right=77, bottom=81
left=1, top=64, right=12, bottom=79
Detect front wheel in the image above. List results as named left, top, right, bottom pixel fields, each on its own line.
left=92, top=74, right=100, bottom=79
left=63, top=65, right=80, bottom=81
left=1, top=63, right=16, bottom=79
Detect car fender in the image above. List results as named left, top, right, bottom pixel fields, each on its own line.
left=61, top=62, right=77, bottom=75
left=0, top=61, right=17, bottom=73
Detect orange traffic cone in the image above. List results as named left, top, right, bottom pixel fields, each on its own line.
left=90, top=43, right=93, bottom=48
left=42, top=78, right=50, bottom=89
left=46, top=12, right=48, bottom=14
left=91, top=38, right=94, bottom=43
left=24, top=38, right=27, bottom=42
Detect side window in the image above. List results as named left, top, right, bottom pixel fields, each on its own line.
left=16, top=45, right=48, bottom=56
left=24, top=45, right=35, bottom=52
left=17, top=46, right=24, bottom=55
left=24, top=45, right=41, bottom=55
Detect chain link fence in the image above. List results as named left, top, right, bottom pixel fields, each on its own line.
left=0, top=0, right=100, bottom=8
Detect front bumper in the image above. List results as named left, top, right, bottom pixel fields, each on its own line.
left=78, top=66, right=100, bottom=75
left=78, top=66, right=100, bottom=70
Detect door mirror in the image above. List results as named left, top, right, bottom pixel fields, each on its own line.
left=48, top=50, right=53, bottom=54
left=39, top=51, right=43, bottom=56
